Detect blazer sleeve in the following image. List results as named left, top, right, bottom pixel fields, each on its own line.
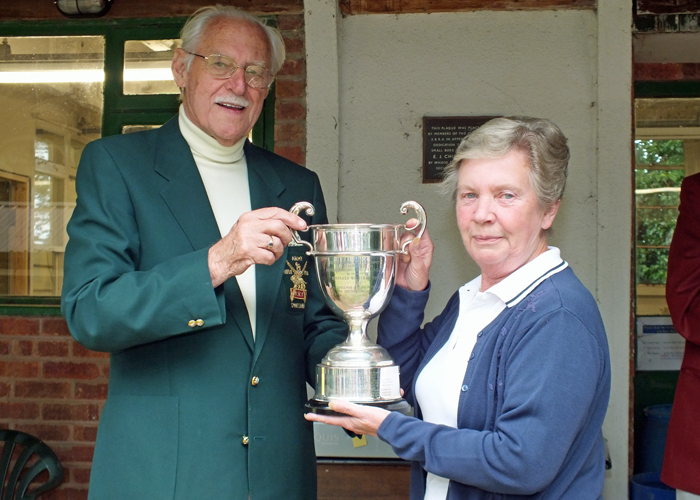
left=667, top=173, right=700, bottom=345
left=61, top=140, right=225, bottom=353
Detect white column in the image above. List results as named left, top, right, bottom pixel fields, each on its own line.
left=597, top=1, right=633, bottom=498
left=304, top=0, right=341, bottom=222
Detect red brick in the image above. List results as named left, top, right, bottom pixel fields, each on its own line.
left=72, top=342, right=109, bottom=359
left=276, top=101, right=306, bottom=121
left=74, top=425, right=98, bottom=442
left=44, top=487, right=89, bottom=500
left=275, top=80, right=305, bottom=99
left=681, top=63, right=700, bottom=79
left=283, top=36, right=304, bottom=55
left=634, top=62, right=681, bottom=81
left=274, top=146, right=305, bottom=165
left=14, top=339, right=34, bottom=356
left=54, top=444, right=95, bottom=463
left=43, top=362, right=101, bottom=380
left=0, top=401, right=40, bottom=419
left=102, top=365, right=110, bottom=378
left=275, top=122, right=305, bottom=142
left=0, top=340, right=9, bottom=355
left=0, top=382, right=9, bottom=397
left=38, top=340, right=70, bottom=357
left=279, top=57, right=305, bottom=77
left=0, top=360, right=40, bottom=378
left=72, top=467, right=93, bottom=484
left=0, top=317, right=40, bottom=336
left=15, top=423, right=71, bottom=441
left=75, top=383, right=108, bottom=400
left=42, top=403, right=101, bottom=422
left=15, top=381, right=71, bottom=399
left=42, top=318, right=71, bottom=337
left=278, top=14, right=303, bottom=31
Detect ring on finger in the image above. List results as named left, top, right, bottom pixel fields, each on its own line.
left=267, top=235, right=274, bottom=250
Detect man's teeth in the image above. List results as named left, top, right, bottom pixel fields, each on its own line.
left=219, top=102, right=244, bottom=109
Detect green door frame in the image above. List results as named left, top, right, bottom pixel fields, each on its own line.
left=0, top=17, right=276, bottom=314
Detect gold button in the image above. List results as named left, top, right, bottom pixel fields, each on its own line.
left=195, top=319, right=204, bottom=327
left=251, top=376, right=259, bottom=386
left=188, top=320, right=196, bottom=328
left=242, top=436, right=249, bottom=446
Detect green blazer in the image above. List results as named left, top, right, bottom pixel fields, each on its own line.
left=61, top=118, right=348, bottom=500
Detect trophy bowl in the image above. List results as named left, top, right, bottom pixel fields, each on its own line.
left=289, top=201, right=426, bottom=415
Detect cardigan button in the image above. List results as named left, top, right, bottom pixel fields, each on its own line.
left=242, top=436, right=249, bottom=446
left=188, top=320, right=196, bottom=327
left=461, top=385, right=468, bottom=392
left=195, top=319, right=204, bottom=327
left=251, top=376, right=260, bottom=386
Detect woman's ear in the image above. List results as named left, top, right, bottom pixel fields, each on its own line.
left=541, top=200, right=561, bottom=231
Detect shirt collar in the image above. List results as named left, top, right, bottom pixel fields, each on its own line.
left=484, top=247, right=568, bottom=308
left=178, top=105, right=246, bottom=164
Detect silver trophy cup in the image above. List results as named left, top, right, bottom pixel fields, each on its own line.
left=289, top=201, right=427, bottom=415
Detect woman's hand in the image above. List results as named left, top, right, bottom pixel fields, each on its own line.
left=304, top=400, right=391, bottom=437
left=396, top=219, right=433, bottom=292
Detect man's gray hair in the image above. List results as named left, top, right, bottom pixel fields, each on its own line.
left=440, top=116, right=570, bottom=211
left=180, top=5, right=286, bottom=74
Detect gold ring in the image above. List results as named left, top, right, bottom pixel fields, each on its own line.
left=267, top=235, right=274, bottom=250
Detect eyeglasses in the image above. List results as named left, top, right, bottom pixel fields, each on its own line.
left=186, top=51, right=274, bottom=89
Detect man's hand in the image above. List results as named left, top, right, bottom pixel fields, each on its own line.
left=208, top=207, right=308, bottom=287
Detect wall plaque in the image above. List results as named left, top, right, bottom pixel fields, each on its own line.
left=422, top=116, right=497, bottom=183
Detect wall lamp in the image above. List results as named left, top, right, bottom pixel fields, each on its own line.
left=55, top=0, right=113, bottom=18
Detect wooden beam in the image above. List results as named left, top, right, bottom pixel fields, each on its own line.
left=0, top=0, right=303, bottom=21
left=339, top=0, right=596, bottom=15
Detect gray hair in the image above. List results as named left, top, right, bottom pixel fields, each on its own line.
left=440, top=116, right=570, bottom=212
left=179, top=5, right=286, bottom=75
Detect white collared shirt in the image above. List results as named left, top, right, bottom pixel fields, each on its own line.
left=415, top=247, right=567, bottom=500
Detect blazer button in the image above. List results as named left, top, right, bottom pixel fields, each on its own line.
left=188, top=320, right=196, bottom=328
left=242, top=436, right=249, bottom=446
left=251, top=376, right=260, bottom=386
left=195, top=319, right=204, bottom=327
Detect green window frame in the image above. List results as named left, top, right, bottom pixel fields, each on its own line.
left=0, top=17, right=276, bottom=315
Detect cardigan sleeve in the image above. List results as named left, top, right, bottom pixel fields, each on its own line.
left=667, top=173, right=700, bottom=345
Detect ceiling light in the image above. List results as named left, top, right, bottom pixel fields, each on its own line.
left=56, top=0, right=113, bottom=18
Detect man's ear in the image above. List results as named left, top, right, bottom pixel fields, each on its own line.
left=171, top=48, right=190, bottom=88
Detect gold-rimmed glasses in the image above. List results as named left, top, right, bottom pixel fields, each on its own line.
left=186, top=51, right=274, bottom=89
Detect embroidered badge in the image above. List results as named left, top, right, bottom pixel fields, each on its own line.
left=285, top=256, right=309, bottom=310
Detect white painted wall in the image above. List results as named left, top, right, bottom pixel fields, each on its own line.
left=305, top=2, right=631, bottom=497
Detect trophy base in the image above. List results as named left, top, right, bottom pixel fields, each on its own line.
left=304, top=398, right=411, bottom=416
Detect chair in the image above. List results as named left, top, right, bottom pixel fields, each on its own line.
left=0, top=430, right=63, bottom=500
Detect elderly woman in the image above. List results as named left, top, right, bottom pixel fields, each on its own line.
left=305, top=116, right=611, bottom=499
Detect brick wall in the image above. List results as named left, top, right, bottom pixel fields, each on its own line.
left=0, top=316, right=108, bottom=500
left=0, top=13, right=307, bottom=500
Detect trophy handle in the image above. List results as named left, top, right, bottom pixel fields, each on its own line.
left=399, top=201, right=427, bottom=253
left=289, top=202, right=315, bottom=252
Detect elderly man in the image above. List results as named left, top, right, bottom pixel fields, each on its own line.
left=61, top=6, right=347, bottom=500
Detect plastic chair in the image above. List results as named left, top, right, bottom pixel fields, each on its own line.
left=0, top=430, right=63, bottom=500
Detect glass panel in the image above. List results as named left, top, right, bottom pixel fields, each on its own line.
left=124, top=39, right=180, bottom=95
left=0, top=36, right=104, bottom=296
left=634, top=98, right=700, bottom=315
left=122, top=124, right=161, bottom=134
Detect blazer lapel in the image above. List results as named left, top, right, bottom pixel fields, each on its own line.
left=245, top=142, right=287, bottom=359
left=154, top=119, right=254, bottom=351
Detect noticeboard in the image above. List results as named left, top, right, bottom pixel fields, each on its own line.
left=422, top=116, right=498, bottom=183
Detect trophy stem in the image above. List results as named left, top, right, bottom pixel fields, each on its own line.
left=345, top=314, right=372, bottom=348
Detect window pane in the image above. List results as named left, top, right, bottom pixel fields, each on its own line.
left=124, top=39, right=180, bottom=95
left=0, top=36, right=104, bottom=296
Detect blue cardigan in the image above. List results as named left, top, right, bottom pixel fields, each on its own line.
left=376, top=267, right=610, bottom=499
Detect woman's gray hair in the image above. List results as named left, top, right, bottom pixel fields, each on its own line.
left=440, top=116, right=570, bottom=211
left=179, top=5, right=286, bottom=75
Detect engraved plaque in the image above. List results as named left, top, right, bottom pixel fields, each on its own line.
left=422, top=116, right=498, bottom=183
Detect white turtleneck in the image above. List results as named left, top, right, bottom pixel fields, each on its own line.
left=178, top=106, right=257, bottom=339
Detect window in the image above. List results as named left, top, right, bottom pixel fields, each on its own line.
left=0, top=18, right=275, bottom=309
left=634, top=97, right=700, bottom=315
